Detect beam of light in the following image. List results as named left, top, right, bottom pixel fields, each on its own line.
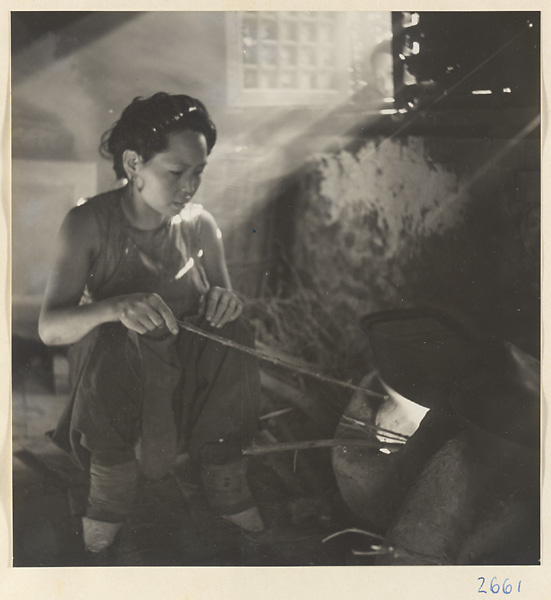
left=12, top=12, right=141, bottom=84
left=471, top=89, right=493, bottom=95
left=202, top=15, right=536, bottom=226
left=174, top=258, right=195, bottom=280
left=380, top=108, right=399, bottom=115
left=417, top=21, right=534, bottom=110
left=203, top=99, right=354, bottom=213
left=338, top=19, right=538, bottom=165
left=451, top=115, right=540, bottom=204
left=212, top=14, right=391, bottom=185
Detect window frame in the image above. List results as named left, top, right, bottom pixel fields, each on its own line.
left=226, top=11, right=351, bottom=107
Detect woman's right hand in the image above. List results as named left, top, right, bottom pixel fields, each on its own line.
left=117, top=293, right=179, bottom=336
left=40, top=204, right=182, bottom=345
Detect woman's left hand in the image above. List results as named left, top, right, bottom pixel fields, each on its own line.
left=199, top=287, right=243, bottom=328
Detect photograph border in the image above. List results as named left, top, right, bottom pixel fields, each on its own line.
left=2, top=1, right=549, bottom=598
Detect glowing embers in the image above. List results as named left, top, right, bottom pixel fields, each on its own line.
left=375, top=379, right=429, bottom=450
left=174, top=258, right=195, bottom=280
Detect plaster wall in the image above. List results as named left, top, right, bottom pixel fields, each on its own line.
left=291, top=134, right=539, bottom=354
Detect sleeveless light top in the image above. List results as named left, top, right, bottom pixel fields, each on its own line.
left=81, top=188, right=210, bottom=320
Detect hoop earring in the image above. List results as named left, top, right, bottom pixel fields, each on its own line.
left=134, top=175, right=144, bottom=192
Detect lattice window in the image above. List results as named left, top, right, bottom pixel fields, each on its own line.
left=226, top=11, right=350, bottom=106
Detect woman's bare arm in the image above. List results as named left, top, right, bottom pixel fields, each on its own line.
left=39, top=204, right=178, bottom=346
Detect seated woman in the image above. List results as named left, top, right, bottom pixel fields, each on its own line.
left=39, top=92, right=264, bottom=554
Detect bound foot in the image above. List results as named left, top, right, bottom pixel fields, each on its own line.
left=201, top=461, right=265, bottom=532
left=224, top=506, right=265, bottom=532
left=82, top=517, right=122, bottom=553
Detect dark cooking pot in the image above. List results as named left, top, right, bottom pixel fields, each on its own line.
left=360, top=307, right=539, bottom=448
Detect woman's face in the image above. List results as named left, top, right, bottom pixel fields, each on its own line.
left=135, top=129, right=208, bottom=219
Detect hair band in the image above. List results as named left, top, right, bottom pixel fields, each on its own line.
left=151, top=106, right=198, bottom=133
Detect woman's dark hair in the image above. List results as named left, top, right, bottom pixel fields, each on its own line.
left=100, top=92, right=217, bottom=180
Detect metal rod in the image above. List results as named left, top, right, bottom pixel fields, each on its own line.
left=341, top=415, right=409, bottom=442
left=177, top=319, right=388, bottom=399
left=259, top=407, right=294, bottom=421
left=243, top=438, right=402, bottom=456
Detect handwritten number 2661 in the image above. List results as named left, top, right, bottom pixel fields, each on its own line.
left=478, top=577, right=521, bottom=594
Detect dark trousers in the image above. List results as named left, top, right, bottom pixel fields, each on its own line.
left=52, top=316, right=261, bottom=478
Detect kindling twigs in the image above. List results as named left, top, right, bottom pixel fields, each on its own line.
left=177, top=319, right=388, bottom=399
left=243, top=438, right=403, bottom=456
left=259, top=407, right=295, bottom=421
left=341, top=414, right=409, bottom=443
